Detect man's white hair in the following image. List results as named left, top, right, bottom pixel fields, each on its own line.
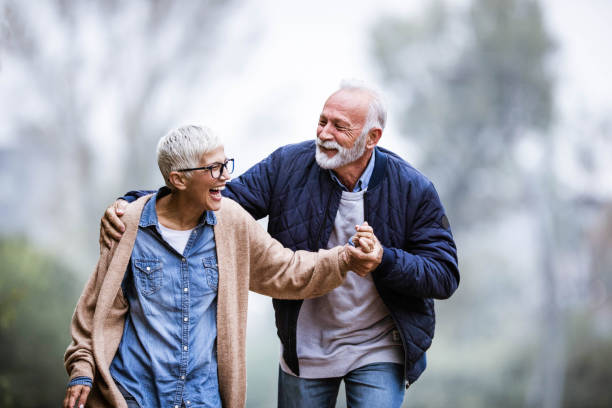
left=339, top=79, right=387, bottom=134
left=157, top=125, right=220, bottom=189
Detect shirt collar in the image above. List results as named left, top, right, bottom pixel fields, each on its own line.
left=139, top=186, right=217, bottom=228
left=329, top=151, right=376, bottom=192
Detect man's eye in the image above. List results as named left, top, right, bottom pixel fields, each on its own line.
left=318, top=120, right=326, bottom=126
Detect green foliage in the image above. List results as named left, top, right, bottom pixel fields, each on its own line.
left=0, top=238, right=82, bottom=407
left=562, top=315, right=612, bottom=408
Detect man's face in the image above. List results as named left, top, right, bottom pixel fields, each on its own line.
left=315, top=90, right=370, bottom=170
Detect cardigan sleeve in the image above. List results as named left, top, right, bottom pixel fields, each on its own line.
left=63, top=241, right=120, bottom=383
left=245, top=214, right=349, bottom=299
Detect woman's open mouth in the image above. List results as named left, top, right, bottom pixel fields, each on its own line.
left=210, top=185, right=225, bottom=200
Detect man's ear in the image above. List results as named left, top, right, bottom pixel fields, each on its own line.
left=168, top=171, right=188, bottom=191
left=366, top=128, right=382, bottom=149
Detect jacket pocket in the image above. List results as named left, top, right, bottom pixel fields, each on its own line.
left=203, top=256, right=219, bottom=291
left=133, top=259, right=163, bottom=296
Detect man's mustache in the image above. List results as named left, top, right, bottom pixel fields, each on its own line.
left=316, top=138, right=343, bottom=151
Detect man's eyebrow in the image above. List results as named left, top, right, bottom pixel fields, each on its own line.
left=319, top=113, right=352, bottom=128
left=332, top=118, right=352, bottom=128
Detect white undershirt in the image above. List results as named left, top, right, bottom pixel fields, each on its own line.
left=158, top=223, right=194, bottom=254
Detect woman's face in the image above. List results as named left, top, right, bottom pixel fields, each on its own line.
left=183, top=145, right=231, bottom=211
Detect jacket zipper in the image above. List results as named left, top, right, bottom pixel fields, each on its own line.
left=365, top=189, right=411, bottom=388
left=315, top=185, right=335, bottom=247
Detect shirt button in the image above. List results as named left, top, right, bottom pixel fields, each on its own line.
left=184, top=317, right=188, bottom=322
left=175, top=405, right=179, bottom=408
left=181, top=375, right=185, bottom=380
left=187, top=402, right=191, bottom=405
left=184, top=287, right=188, bottom=292
left=182, top=258, right=186, bottom=262
left=184, top=346, right=188, bottom=351
left=146, top=266, right=150, bottom=271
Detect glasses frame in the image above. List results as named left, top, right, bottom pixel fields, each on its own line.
left=177, top=158, right=234, bottom=180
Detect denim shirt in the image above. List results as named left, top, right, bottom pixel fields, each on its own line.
left=108, top=190, right=221, bottom=408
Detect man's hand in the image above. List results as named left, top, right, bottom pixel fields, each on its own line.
left=99, top=199, right=128, bottom=249
left=63, top=384, right=90, bottom=408
left=343, top=222, right=383, bottom=277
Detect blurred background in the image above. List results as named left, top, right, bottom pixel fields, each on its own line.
left=1, top=0, right=611, bottom=407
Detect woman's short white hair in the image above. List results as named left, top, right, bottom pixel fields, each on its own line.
left=339, top=79, right=387, bottom=135
left=157, top=125, right=221, bottom=189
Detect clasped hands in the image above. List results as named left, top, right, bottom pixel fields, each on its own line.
left=341, top=222, right=383, bottom=277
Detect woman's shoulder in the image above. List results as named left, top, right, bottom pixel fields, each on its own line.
left=123, top=194, right=154, bottom=229
left=217, top=197, right=250, bottom=218
left=216, top=197, right=257, bottom=228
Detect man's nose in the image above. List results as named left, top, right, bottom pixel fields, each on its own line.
left=318, top=129, right=333, bottom=142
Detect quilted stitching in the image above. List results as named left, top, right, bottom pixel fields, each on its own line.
left=223, top=140, right=459, bottom=383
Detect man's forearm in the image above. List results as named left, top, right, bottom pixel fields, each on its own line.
left=374, top=246, right=459, bottom=299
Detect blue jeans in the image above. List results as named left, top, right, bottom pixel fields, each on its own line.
left=115, top=380, right=188, bottom=408
left=278, top=363, right=405, bottom=408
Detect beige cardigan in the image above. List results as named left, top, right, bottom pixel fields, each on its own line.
left=65, top=195, right=349, bottom=407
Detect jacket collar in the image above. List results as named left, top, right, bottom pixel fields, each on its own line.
left=367, top=146, right=388, bottom=190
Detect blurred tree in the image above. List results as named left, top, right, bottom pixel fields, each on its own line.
left=0, top=238, right=82, bottom=407
left=372, top=0, right=554, bottom=225
left=0, top=0, right=238, bottom=266
left=562, top=313, right=612, bottom=408
left=371, top=1, right=577, bottom=407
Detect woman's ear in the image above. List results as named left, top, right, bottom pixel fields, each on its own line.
left=168, top=171, right=188, bottom=191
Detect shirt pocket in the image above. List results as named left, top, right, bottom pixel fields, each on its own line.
left=202, top=255, right=219, bottom=292
left=133, top=259, right=163, bottom=296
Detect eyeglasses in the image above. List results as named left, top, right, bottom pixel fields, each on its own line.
left=177, top=158, right=234, bottom=179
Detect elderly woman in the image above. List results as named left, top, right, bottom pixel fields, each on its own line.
left=63, top=125, right=379, bottom=408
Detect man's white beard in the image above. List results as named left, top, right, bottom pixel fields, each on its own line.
left=315, top=130, right=368, bottom=169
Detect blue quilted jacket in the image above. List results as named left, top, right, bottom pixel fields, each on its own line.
left=223, top=140, right=459, bottom=385
left=125, top=140, right=459, bottom=385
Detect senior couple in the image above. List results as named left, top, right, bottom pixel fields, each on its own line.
left=64, top=81, right=459, bottom=408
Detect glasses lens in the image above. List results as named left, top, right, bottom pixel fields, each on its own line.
left=210, top=164, right=220, bottom=179
left=211, top=160, right=234, bottom=179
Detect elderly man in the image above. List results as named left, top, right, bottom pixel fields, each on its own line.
left=102, top=81, right=459, bottom=407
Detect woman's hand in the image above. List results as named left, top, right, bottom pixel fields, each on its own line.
left=63, top=384, right=90, bottom=408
